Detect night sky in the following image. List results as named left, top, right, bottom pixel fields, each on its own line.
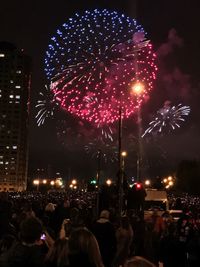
left=0, top=0, right=200, bottom=181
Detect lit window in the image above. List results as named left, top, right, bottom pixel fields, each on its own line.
left=6, top=146, right=10, bottom=149
left=10, top=80, right=14, bottom=83
left=0, top=156, right=3, bottom=159
left=5, top=162, right=9, bottom=165
left=15, top=101, right=20, bottom=104
left=12, top=146, right=17, bottom=149
left=9, top=95, right=14, bottom=98
left=0, top=54, right=5, bottom=58
left=16, top=70, right=22, bottom=74
left=15, top=95, right=20, bottom=99
left=0, top=95, right=1, bottom=98
left=15, top=85, right=21, bottom=89
left=0, top=161, right=3, bottom=164
left=9, top=101, right=13, bottom=104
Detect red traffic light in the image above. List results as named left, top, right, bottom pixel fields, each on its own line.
left=136, top=183, right=142, bottom=189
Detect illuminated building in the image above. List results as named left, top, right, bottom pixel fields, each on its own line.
left=0, top=42, right=31, bottom=191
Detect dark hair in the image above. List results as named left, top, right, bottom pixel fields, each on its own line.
left=20, top=217, right=43, bottom=244
left=0, top=234, right=16, bottom=253
left=126, top=256, right=156, bottom=267
left=45, top=238, right=69, bottom=267
left=68, top=227, right=104, bottom=267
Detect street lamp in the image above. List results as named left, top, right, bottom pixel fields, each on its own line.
left=42, top=179, right=47, bottom=184
left=121, top=151, right=127, bottom=174
left=131, top=81, right=145, bottom=182
left=118, top=81, right=144, bottom=214
left=96, top=149, right=101, bottom=217
left=71, top=179, right=77, bottom=185
left=118, top=105, right=123, bottom=215
left=145, top=179, right=151, bottom=186
left=131, top=82, right=145, bottom=96
left=33, top=179, right=40, bottom=191
left=106, top=179, right=112, bottom=186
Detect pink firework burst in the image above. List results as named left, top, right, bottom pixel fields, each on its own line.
left=45, top=9, right=157, bottom=126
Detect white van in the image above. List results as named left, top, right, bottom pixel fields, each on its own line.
left=144, top=189, right=169, bottom=219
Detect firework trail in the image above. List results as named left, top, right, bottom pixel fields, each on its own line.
left=142, top=101, right=191, bottom=137
left=35, top=84, right=59, bottom=126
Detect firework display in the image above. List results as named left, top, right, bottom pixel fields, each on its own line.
left=84, top=138, right=118, bottom=163
left=45, top=9, right=157, bottom=126
left=36, top=84, right=59, bottom=126
left=142, top=102, right=191, bottom=137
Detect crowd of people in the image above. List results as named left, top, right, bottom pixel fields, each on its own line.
left=0, top=190, right=200, bottom=267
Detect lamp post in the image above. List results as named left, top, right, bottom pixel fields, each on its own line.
left=131, top=82, right=144, bottom=182
left=96, top=149, right=101, bottom=217
left=33, top=179, right=40, bottom=191
left=118, top=106, right=124, bottom=215
left=121, top=151, right=127, bottom=170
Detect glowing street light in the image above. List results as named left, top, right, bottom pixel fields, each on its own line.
left=33, top=179, right=39, bottom=185
left=50, top=181, right=55, bottom=186
left=121, top=151, right=127, bottom=157
left=69, top=184, right=73, bottom=189
left=168, top=176, right=173, bottom=181
left=163, top=178, right=168, bottom=183
left=131, top=82, right=145, bottom=96
left=33, top=179, right=40, bottom=191
left=42, top=179, right=47, bottom=184
left=71, top=179, right=77, bottom=185
left=145, top=179, right=151, bottom=186
left=106, top=179, right=112, bottom=186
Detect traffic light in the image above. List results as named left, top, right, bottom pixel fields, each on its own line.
left=127, top=182, right=146, bottom=210
left=135, top=183, right=142, bottom=190
left=88, top=179, right=97, bottom=192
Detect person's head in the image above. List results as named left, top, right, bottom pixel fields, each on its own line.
left=45, top=238, right=69, bottom=267
left=20, top=217, right=43, bottom=244
left=0, top=234, right=16, bottom=253
left=99, top=210, right=110, bottom=220
left=68, top=227, right=103, bottom=267
left=125, top=257, right=156, bottom=267
left=45, top=203, right=56, bottom=212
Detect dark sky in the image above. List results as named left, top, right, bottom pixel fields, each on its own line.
left=0, top=0, right=200, bottom=180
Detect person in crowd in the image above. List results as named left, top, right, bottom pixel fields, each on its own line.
left=186, top=227, right=200, bottom=267
left=54, top=198, right=70, bottom=232
left=68, top=227, right=104, bottom=267
left=113, top=216, right=133, bottom=267
left=0, top=235, right=16, bottom=255
left=176, top=214, right=192, bottom=266
left=125, top=256, right=156, bottom=267
left=159, top=223, right=183, bottom=267
left=45, top=238, right=69, bottom=267
left=92, top=210, right=116, bottom=267
left=0, top=192, right=13, bottom=239
left=0, top=216, right=45, bottom=267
